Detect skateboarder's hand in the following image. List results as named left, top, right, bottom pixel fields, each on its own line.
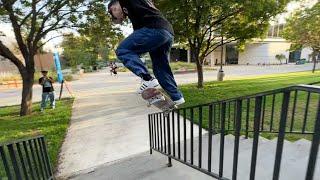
left=48, top=77, right=54, bottom=83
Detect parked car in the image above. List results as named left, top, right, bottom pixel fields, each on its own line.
left=296, top=59, right=306, bottom=65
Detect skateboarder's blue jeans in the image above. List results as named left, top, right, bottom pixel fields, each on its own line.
left=116, top=27, right=183, bottom=101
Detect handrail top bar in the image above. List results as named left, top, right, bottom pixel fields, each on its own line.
left=0, top=135, right=44, bottom=147
left=149, top=84, right=320, bottom=115
left=293, top=84, right=320, bottom=93
left=308, top=81, right=320, bottom=85
left=223, top=84, right=320, bottom=102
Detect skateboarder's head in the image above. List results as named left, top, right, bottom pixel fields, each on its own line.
left=108, top=0, right=126, bottom=24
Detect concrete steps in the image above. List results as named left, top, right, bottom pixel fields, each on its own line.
left=174, top=133, right=320, bottom=180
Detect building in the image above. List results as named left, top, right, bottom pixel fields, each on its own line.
left=171, top=23, right=314, bottom=66
left=171, top=0, right=319, bottom=66
left=209, top=24, right=313, bottom=66
left=0, top=57, right=19, bottom=77
left=0, top=53, right=56, bottom=78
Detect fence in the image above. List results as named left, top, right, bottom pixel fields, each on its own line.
left=0, top=136, right=53, bottom=180
left=148, top=84, right=320, bottom=180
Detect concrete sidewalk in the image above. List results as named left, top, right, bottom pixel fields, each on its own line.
left=53, top=64, right=319, bottom=179
left=56, top=71, right=208, bottom=179
left=56, top=91, right=156, bottom=177
left=71, top=151, right=212, bottom=180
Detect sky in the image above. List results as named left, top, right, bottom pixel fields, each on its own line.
left=0, top=0, right=317, bottom=52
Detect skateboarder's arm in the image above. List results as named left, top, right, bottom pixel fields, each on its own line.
left=48, top=77, right=54, bottom=83
left=39, top=77, right=44, bottom=85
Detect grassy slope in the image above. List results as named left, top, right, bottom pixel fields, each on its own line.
left=180, top=71, right=320, bottom=107
left=179, top=71, right=320, bottom=140
left=0, top=98, right=74, bottom=171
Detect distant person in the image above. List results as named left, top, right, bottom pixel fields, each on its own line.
left=109, top=62, right=114, bottom=76
left=109, top=62, right=118, bottom=76
left=39, top=71, right=55, bottom=112
left=111, top=62, right=118, bottom=76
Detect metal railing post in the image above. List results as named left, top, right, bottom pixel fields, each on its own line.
left=270, top=94, right=276, bottom=132
left=183, top=109, right=187, bottom=162
left=0, top=146, right=12, bottom=179
left=166, top=114, right=172, bottom=167
left=232, top=100, right=242, bottom=180
left=190, top=108, right=194, bottom=165
left=198, top=106, right=203, bottom=168
left=177, top=109, right=181, bottom=159
left=245, top=99, right=250, bottom=139
left=219, top=102, right=227, bottom=178
left=305, top=97, right=320, bottom=180
left=290, top=90, right=298, bottom=132
left=208, top=105, right=213, bottom=172
left=249, top=96, right=263, bottom=180
left=148, top=114, right=153, bottom=154
left=172, top=111, right=176, bottom=157
left=302, top=92, right=311, bottom=133
left=40, top=137, right=53, bottom=179
left=272, top=91, right=290, bottom=180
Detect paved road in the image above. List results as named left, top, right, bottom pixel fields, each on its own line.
left=0, top=64, right=317, bottom=107
left=0, top=64, right=318, bottom=179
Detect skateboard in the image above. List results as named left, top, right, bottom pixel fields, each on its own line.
left=141, top=88, right=177, bottom=116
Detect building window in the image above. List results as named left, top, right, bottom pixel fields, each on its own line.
left=267, top=24, right=285, bottom=38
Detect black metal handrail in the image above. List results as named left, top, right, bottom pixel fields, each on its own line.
left=148, top=84, right=320, bottom=180
left=0, top=136, right=53, bottom=180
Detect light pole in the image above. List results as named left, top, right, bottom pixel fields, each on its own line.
left=217, top=25, right=225, bottom=81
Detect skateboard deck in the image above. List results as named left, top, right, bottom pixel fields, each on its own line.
left=141, top=88, right=177, bottom=116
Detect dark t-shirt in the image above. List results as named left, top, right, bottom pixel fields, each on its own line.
left=39, top=77, right=54, bottom=93
left=119, top=0, right=174, bottom=35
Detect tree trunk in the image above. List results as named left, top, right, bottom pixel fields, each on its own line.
left=312, top=51, right=318, bottom=73
left=191, top=47, right=204, bottom=88
left=196, top=59, right=204, bottom=88
left=20, top=71, right=34, bottom=116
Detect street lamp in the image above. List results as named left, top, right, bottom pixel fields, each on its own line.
left=217, top=26, right=225, bottom=81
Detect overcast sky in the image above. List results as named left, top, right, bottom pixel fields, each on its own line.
left=0, top=0, right=317, bottom=52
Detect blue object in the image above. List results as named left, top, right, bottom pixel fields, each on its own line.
left=116, top=27, right=183, bottom=101
left=54, top=52, right=64, bottom=83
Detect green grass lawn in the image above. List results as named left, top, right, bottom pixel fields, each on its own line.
left=0, top=98, right=74, bottom=172
left=179, top=71, right=320, bottom=141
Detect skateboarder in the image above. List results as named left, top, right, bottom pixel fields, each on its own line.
left=108, top=0, right=185, bottom=106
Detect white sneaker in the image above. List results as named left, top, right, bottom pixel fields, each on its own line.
left=174, top=97, right=185, bottom=106
left=137, top=78, right=160, bottom=94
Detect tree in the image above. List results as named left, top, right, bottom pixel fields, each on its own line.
left=275, top=54, right=286, bottom=64
left=78, top=1, right=123, bottom=60
left=0, top=0, right=103, bottom=115
left=61, top=2, right=123, bottom=69
left=282, top=2, right=320, bottom=73
left=61, top=34, right=97, bottom=68
left=156, top=0, right=291, bottom=88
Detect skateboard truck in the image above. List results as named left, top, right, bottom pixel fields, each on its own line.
left=141, top=88, right=177, bottom=116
